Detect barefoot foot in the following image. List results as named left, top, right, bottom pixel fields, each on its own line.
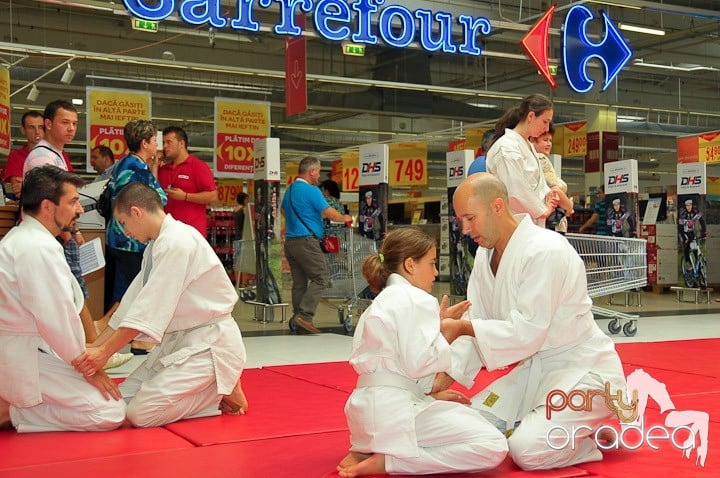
left=337, top=452, right=371, bottom=470
left=0, top=397, right=12, bottom=430
left=219, top=378, right=248, bottom=415
left=338, top=453, right=385, bottom=477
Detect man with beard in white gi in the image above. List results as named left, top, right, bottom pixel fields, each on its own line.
left=441, top=173, right=626, bottom=471
left=0, top=166, right=126, bottom=432
left=73, top=182, right=248, bottom=427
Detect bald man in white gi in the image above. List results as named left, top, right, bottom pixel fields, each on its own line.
left=0, top=166, right=125, bottom=432
left=73, top=182, right=248, bottom=427
left=442, top=173, right=626, bottom=470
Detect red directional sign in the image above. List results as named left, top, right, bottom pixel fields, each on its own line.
left=285, top=15, right=307, bottom=117
left=520, top=5, right=557, bottom=89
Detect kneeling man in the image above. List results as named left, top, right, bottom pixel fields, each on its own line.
left=0, top=166, right=125, bottom=432
left=73, top=182, right=248, bottom=427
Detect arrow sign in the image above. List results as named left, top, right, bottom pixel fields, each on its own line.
left=563, top=4, right=633, bottom=93
left=285, top=14, right=307, bottom=117
left=520, top=5, right=557, bottom=89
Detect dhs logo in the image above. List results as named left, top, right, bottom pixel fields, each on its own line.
left=681, top=176, right=702, bottom=186
left=608, top=174, right=629, bottom=185
left=362, top=162, right=382, bottom=173
left=448, top=166, right=464, bottom=178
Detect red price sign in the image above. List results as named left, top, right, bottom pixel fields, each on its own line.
left=89, top=125, right=128, bottom=159
left=343, top=165, right=359, bottom=191
left=285, top=161, right=299, bottom=186
left=215, top=179, right=244, bottom=206
left=389, top=143, right=427, bottom=187
left=565, top=135, right=587, bottom=157
left=390, top=158, right=426, bottom=186
left=699, top=132, right=720, bottom=164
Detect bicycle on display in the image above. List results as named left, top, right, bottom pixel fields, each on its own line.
left=682, top=237, right=707, bottom=289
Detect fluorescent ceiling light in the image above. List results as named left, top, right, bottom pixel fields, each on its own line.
left=71, top=98, right=83, bottom=105
left=467, top=102, right=498, bottom=109
left=619, top=23, right=666, bottom=36
left=617, top=115, right=646, bottom=122
left=633, top=59, right=719, bottom=72
left=585, top=1, right=641, bottom=10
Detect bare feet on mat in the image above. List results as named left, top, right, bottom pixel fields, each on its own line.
left=219, top=378, right=248, bottom=416
left=337, top=453, right=385, bottom=477
left=0, top=397, right=12, bottom=430
left=337, top=452, right=371, bottom=469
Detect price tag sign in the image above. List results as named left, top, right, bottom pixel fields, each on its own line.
left=561, top=121, right=587, bottom=157
left=389, top=143, right=427, bottom=187
left=342, top=152, right=359, bottom=191
left=215, top=179, right=245, bottom=206
left=89, top=125, right=128, bottom=157
left=698, top=131, right=720, bottom=164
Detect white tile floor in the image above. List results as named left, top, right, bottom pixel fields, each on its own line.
left=107, top=286, right=720, bottom=377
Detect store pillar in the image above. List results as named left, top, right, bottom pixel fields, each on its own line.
left=584, top=106, right=619, bottom=192
left=445, top=149, right=474, bottom=296
left=358, top=144, right=388, bottom=243
left=253, top=138, right=282, bottom=311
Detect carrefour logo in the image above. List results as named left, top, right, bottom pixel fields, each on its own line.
left=521, top=4, right=632, bottom=93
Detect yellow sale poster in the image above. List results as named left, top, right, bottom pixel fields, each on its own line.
left=214, top=98, right=270, bottom=178
left=698, top=131, right=720, bottom=164
left=86, top=87, right=151, bottom=170
left=341, top=152, right=360, bottom=192
left=0, top=67, right=11, bottom=155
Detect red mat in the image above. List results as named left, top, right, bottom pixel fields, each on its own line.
left=163, top=367, right=350, bottom=446
left=266, top=361, right=357, bottom=392
left=0, top=431, right=589, bottom=478
left=0, top=427, right=193, bottom=472
left=616, top=339, right=720, bottom=377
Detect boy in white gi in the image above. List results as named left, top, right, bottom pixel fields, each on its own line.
left=73, top=182, right=248, bottom=427
left=443, top=173, right=626, bottom=470
left=337, top=227, right=508, bottom=477
left=0, top=166, right=126, bottom=432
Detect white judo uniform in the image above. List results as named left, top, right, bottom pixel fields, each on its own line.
left=486, top=128, right=550, bottom=226
left=0, top=216, right=126, bottom=432
left=450, top=215, right=626, bottom=470
left=344, top=274, right=508, bottom=474
left=110, top=215, right=246, bottom=428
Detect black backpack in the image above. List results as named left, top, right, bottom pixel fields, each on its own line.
left=96, top=182, right=113, bottom=220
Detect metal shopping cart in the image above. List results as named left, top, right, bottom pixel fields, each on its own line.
left=319, top=225, right=377, bottom=334
left=565, top=233, right=647, bottom=337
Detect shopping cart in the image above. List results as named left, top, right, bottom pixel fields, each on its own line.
left=565, top=233, right=648, bottom=337
left=319, top=225, right=377, bottom=334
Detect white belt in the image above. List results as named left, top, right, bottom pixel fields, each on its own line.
left=357, top=372, right=424, bottom=398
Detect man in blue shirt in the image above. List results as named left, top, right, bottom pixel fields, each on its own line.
left=579, top=186, right=609, bottom=235
left=281, top=156, right=351, bottom=334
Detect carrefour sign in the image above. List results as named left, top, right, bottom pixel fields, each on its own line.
left=122, top=0, right=491, bottom=55
left=123, top=1, right=632, bottom=93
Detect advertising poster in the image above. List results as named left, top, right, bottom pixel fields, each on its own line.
left=214, top=98, right=270, bottom=178
left=446, top=149, right=474, bottom=296
left=0, top=67, right=9, bottom=155
left=86, top=87, right=151, bottom=170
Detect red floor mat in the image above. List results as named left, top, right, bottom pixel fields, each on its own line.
left=266, top=361, right=357, bottom=392
left=616, top=339, right=720, bottom=377
left=0, top=431, right=589, bottom=478
left=0, top=427, right=193, bottom=472
left=163, top=367, right=350, bottom=446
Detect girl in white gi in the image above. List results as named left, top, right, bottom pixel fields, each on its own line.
left=485, top=94, right=561, bottom=227
left=337, top=227, right=508, bottom=477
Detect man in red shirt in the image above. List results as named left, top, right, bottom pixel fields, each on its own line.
left=159, top=126, right=217, bottom=237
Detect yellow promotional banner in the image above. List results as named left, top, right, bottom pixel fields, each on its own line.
left=86, top=87, right=151, bottom=169
left=465, top=128, right=486, bottom=155
left=285, top=161, right=299, bottom=186
left=561, top=121, right=587, bottom=157
left=341, top=152, right=359, bottom=192
left=0, top=67, right=9, bottom=155
left=707, top=176, right=720, bottom=196
left=698, top=131, right=720, bottom=164
left=214, top=98, right=270, bottom=178
left=215, top=178, right=245, bottom=207
left=389, top=142, right=427, bottom=187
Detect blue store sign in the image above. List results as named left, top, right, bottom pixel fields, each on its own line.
left=122, top=0, right=632, bottom=93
